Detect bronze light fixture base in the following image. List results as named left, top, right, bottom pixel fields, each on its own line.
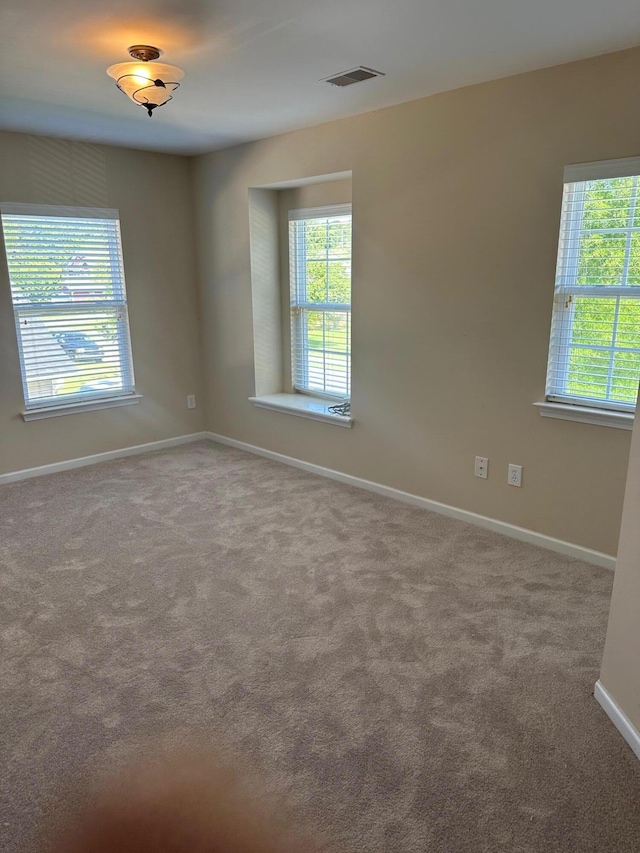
left=127, top=45, right=161, bottom=63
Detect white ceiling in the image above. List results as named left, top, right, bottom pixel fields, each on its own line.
left=1, top=0, right=639, bottom=155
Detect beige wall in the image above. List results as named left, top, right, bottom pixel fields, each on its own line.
left=248, top=187, right=282, bottom=396
left=192, top=47, right=640, bottom=556
left=0, top=132, right=204, bottom=474
left=599, top=384, right=640, bottom=735
left=3, top=49, right=639, bottom=555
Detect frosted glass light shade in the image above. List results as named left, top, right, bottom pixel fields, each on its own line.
left=106, top=61, right=184, bottom=115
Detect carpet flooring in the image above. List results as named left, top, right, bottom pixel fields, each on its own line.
left=1, top=440, right=639, bottom=852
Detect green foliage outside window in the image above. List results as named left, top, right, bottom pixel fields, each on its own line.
left=298, top=217, right=351, bottom=306
left=2, top=213, right=128, bottom=401
left=563, top=177, right=640, bottom=405
left=2, top=217, right=117, bottom=303
left=291, top=213, right=351, bottom=396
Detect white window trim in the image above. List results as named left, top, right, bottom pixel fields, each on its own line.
left=249, top=393, right=353, bottom=427
left=22, top=393, right=143, bottom=421
left=0, top=202, right=122, bottom=220
left=533, top=401, right=633, bottom=430
left=289, top=203, right=352, bottom=399
left=288, top=203, right=352, bottom=221
left=1, top=202, right=138, bottom=417
left=542, top=156, right=640, bottom=416
left=564, top=156, right=640, bottom=183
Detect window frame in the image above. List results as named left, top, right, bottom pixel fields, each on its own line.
left=0, top=203, right=138, bottom=417
left=288, top=203, right=352, bottom=401
left=545, top=157, right=640, bottom=415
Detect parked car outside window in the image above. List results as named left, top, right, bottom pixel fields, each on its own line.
left=52, top=331, right=103, bottom=362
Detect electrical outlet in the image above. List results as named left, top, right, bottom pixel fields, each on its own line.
left=187, top=394, right=196, bottom=409
left=474, top=456, right=488, bottom=479
left=508, top=464, right=522, bottom=487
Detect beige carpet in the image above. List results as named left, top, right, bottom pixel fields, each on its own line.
left=1, top=440, right=638, bottom=852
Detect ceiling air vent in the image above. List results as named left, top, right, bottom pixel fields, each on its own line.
left=322, top=67, right=385, bottom=87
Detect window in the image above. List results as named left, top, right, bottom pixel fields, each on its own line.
left=546, top=159, right=640, bottom=412
left=289, top=204, right=352, bottom=398
left=0, top=204, right=136, bottom=412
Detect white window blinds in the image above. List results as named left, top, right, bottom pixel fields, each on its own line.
left=546, top=158, right=640, bottom=411
left=289, top=204, right=352, bottom=398
left=0, top=204, right=135, bottom=410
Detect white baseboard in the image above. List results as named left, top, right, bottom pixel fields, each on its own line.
left=0, top=432, right=209, bottom=485
left=0, top=428, right=617, bottom=572
left=594, top=681, right=640, bottom=761
left=207, top=431, right=616, bottom=571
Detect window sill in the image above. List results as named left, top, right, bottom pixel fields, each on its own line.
left=533, top=401, right=633, bottom=431
left=22, top=394, right=143, bottom=422
left=249, top=393, right=353, bottom=427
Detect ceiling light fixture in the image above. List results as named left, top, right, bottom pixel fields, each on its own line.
left=106, top=45, right=184, bottom=117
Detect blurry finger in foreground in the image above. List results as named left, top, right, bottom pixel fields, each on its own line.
left=50, top=749, right=318, bottom=853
